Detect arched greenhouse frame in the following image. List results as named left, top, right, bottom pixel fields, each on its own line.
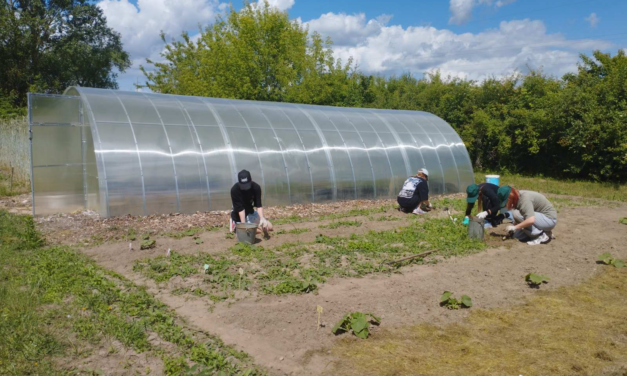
left=28, top=87, right=474, bottom=217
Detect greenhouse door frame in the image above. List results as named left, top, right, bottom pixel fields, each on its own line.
left=28, top=93, right=90, bottom=217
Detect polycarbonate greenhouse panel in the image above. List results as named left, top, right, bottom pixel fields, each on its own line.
left=28, top=87, right=474, bottom=217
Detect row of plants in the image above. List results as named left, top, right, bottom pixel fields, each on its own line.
left=133, top=214, right=486, bottom=298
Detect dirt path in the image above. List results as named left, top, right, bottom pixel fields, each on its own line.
left=80, top=204, right=627, bottom=376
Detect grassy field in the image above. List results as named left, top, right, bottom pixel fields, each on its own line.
left=333, top=266, right=627, bottom=376
left=0, top=210, right=260, bottom=375
left=475, top=172, right=627, bottom=202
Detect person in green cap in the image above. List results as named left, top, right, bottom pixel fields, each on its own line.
left=497, top=186, right=557, bottom=245
left=463, top=182, right=504, bottom=228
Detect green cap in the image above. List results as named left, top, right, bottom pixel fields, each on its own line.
left=497, top=186, right=512, bottom=208
left=466, top=184, right=479, bottom=203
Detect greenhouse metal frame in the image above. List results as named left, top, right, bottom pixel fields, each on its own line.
left=28, top=87, right=474, bottom=217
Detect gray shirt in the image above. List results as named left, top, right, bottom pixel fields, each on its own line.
left=517, top=190, right=557, bottom=221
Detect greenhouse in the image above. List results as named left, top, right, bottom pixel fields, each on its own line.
left=28, top=87, right=474, bottom=217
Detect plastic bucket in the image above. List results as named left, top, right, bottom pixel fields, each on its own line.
left=485, top=174, right=500, bottom=186
left=468, top=217, right=485, bottom=241
left=235, top=223, right=258, bottom=244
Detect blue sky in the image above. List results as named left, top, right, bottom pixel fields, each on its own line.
left=96, top=0, right=627, bottom=91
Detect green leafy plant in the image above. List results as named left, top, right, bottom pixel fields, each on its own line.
left=598, top=253, right=625, bottom=268
left=620, top=218, right=627, bottom=225
left=525, top=273, right=550, bottom=287
left=225, top=232, right=234, bottom=239
left=140, top=238, right=156, bottom=250
left=319, top=220, right=362, bottom=229
left=266, top=278, right=317, bottom=295
left=332, top=312, right=381, bottom=339
left=440, top=291, right=473, bottom=310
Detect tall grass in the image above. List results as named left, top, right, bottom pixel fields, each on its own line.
left=0, top=116, right=30, bottom=191
left=475, top=172, right=627, bottom=202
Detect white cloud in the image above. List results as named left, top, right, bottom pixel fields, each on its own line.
left=258, top=0, right=294, bottom=11
left=304, top=12, right=392, bottom=46
left=449, top=0, right=518, bottom=25
left=585, top=12, right=600, bottom=28
left=98, top=0, right=224, bottom=59
left=306, top=13, right=612, bottom=81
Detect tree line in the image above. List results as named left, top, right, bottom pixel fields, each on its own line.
left=2, top=2, right=626, bottom=182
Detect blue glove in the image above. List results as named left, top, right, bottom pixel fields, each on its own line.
left=462, top=216, right=470, bottom=226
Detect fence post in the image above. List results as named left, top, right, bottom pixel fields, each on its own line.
left=10, top=165, right=14, bottom=193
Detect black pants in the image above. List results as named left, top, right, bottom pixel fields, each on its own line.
left=397, top=196, right=421, bottom=213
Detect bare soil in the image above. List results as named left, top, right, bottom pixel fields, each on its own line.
left=33, top=199, right=398, bottom=246
left=71, top=200, right=627, bottom=376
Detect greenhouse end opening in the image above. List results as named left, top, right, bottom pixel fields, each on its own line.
left=28, top=87, right=474, bottom=217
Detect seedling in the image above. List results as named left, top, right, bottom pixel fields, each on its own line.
left=225, top=232, right=234, bottom=239
left=140, top=238, right=156, bottom=250
left=620, top=218, right=627, bottom=225
left=440, top=291, right=473, bottom=309
left=598, top=253, right=625, bottom=268
left=525, top=273, right=550, bottom=287
left=332, top=312, right=381, bottom=339
left=194, top=236, right=203, bottom=245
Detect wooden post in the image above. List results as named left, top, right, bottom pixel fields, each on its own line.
left=9, top=165, right=14, bottom=193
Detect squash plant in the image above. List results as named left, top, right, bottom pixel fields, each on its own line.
left=332, top=312, right=381, bottom=339
left=440, top=291, right=472, bottom=309
left=525, top=273, right=550, bottom=287
left=598, top=253, right=625, bottom=268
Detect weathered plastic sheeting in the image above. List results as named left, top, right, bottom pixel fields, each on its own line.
left=29, top=87, right=474, bottom=217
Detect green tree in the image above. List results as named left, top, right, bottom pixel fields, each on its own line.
left=0, top=0, right=131, bottom=110
left=142, top=1, right=352, bottom=104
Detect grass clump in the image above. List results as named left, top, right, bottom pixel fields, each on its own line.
left=332, top=267, right=627, bottom=376
left=0, top=210, right=259, bottom=375
left=275, top=228, right=310, bottom=235
left=320, top=220, right=362, bottom=229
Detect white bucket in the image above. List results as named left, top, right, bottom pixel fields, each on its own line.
left=485, top=174, right=500, bottom=186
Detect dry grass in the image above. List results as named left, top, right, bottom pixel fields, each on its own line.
left=0, top=116, right=30, bottom=190
left=333, top=267, right=627, bottom=376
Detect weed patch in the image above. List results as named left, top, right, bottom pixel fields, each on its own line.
left=319, top=220, right=362, bottom=229
left=275, top=228, right=310, bottom=235
left=134, top=216, right=485, bottom=299
left=0, top=210, right=259, bottom=375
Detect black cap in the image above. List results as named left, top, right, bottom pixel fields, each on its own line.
left=238, top=170, right=252, bottom=190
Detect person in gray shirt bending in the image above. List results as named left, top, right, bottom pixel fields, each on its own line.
left=497, top=186, right=557, bottom=245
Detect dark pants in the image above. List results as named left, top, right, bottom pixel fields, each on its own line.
left=397, top=196, right=421, bottom=213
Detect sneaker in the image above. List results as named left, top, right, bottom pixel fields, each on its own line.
left=412, top=208, right=426, bottom=215
left=546, top=231, right=556, bottom=240
left=527, top=232, right=550, bottom=246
